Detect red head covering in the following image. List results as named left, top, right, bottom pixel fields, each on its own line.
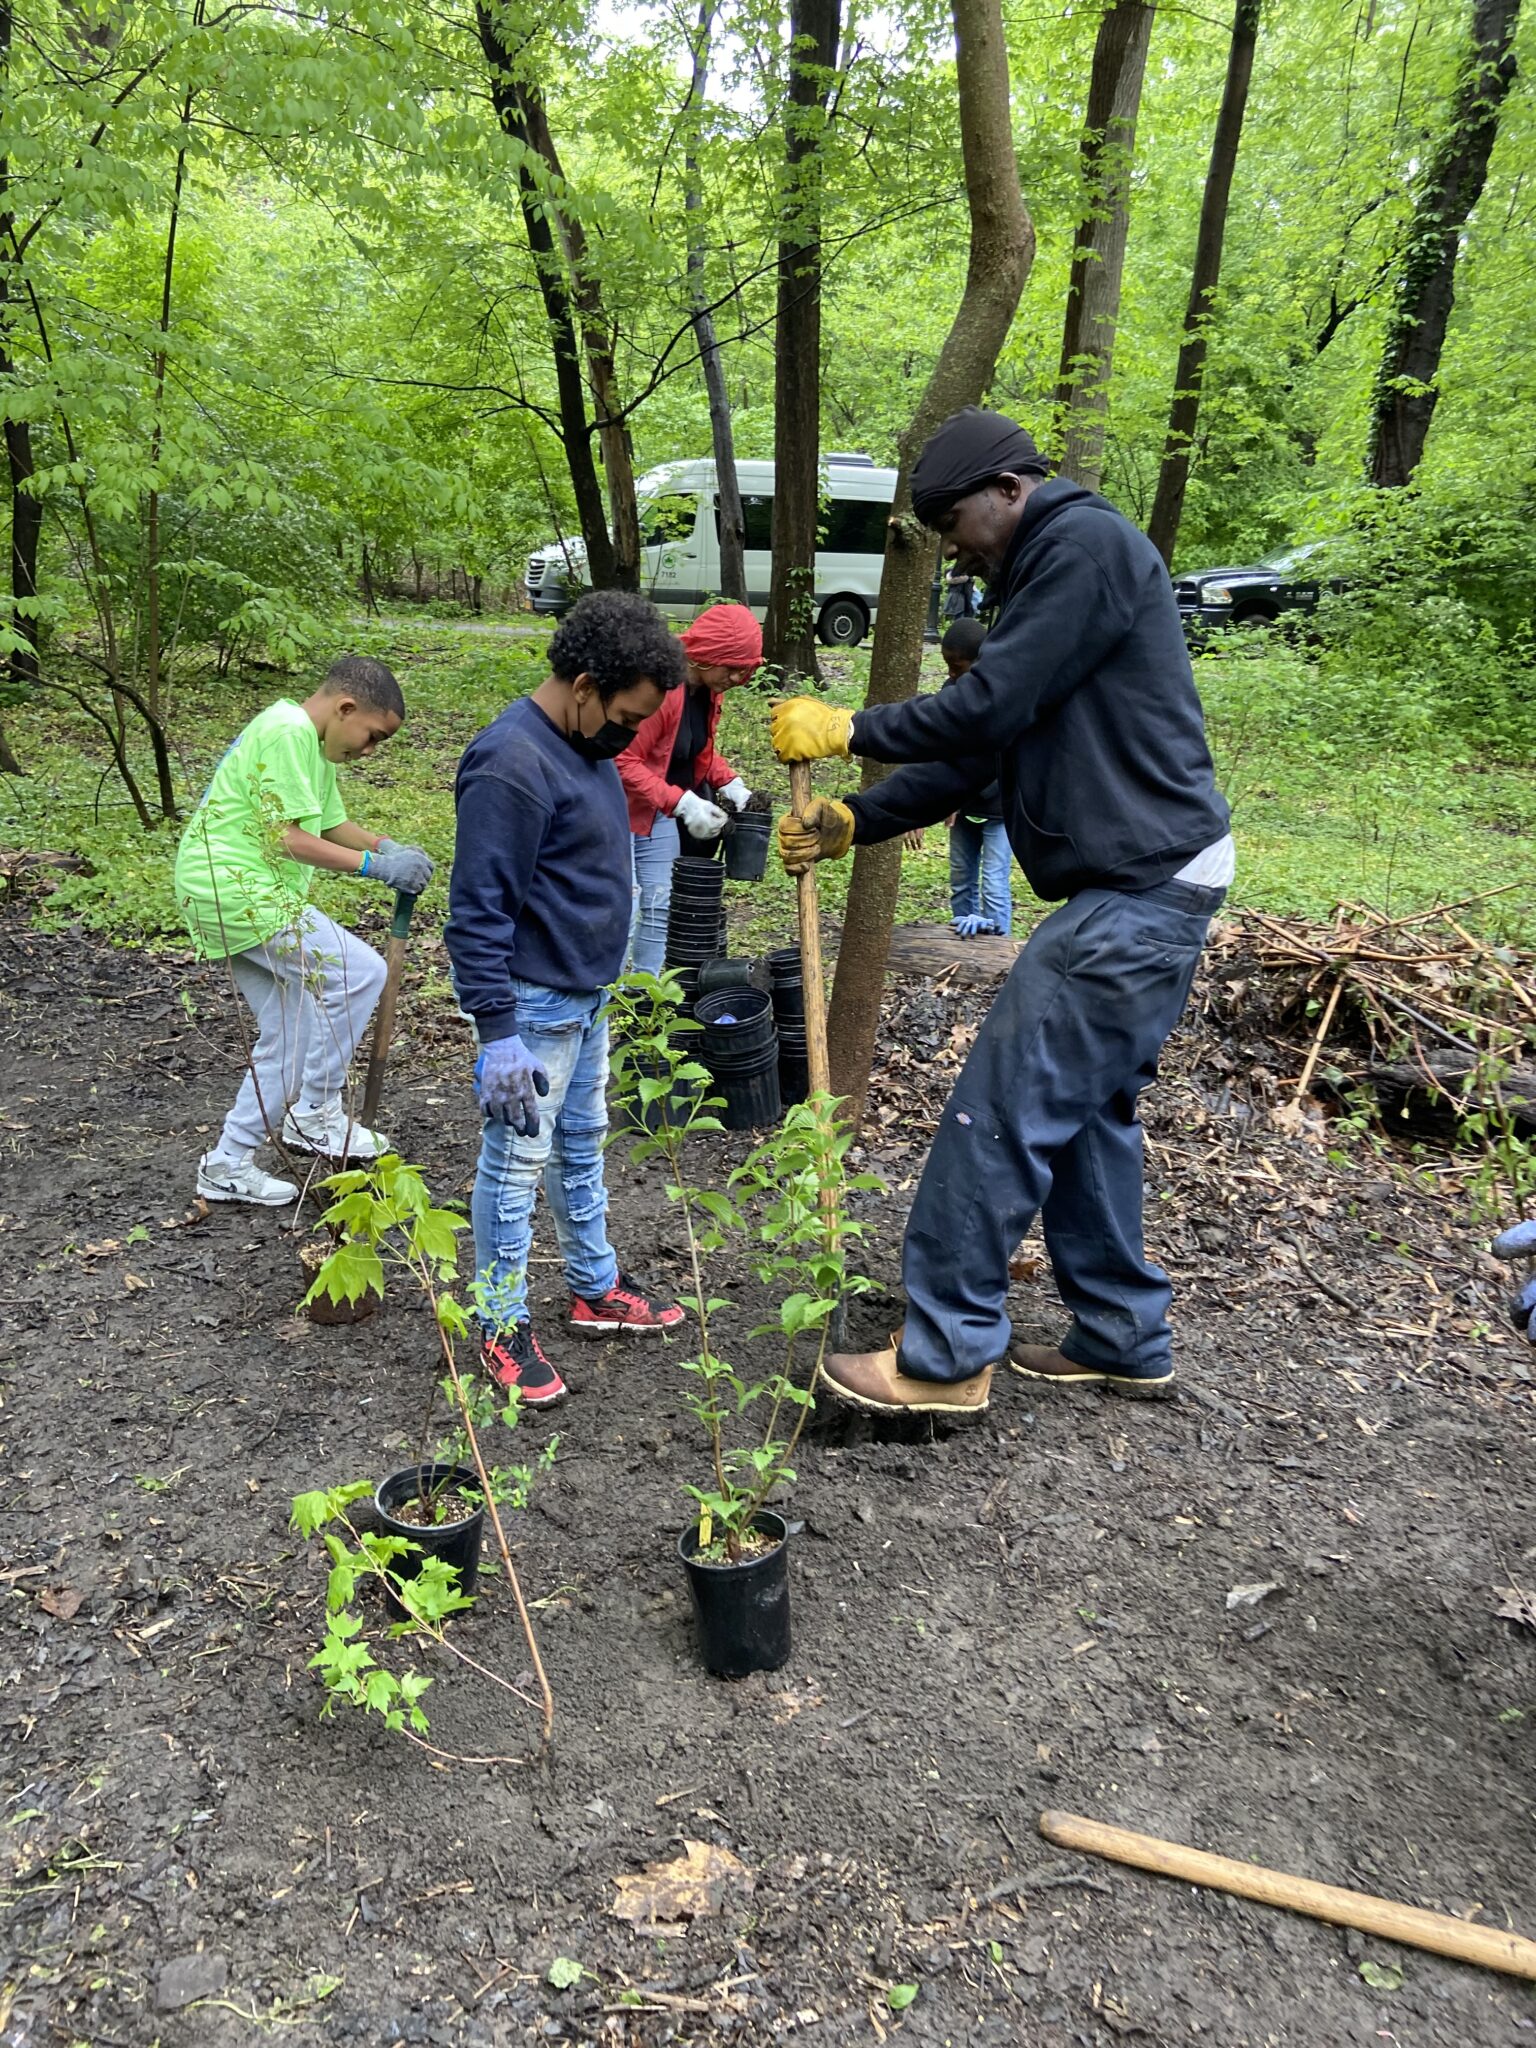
left=679, top=603, right=763, bottom=671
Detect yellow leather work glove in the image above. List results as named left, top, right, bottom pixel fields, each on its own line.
left=778, top=797, right=855, bottom=875
left=771, top=697, right=854, bottom=761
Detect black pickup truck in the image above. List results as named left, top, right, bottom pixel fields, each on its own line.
left=1173, top=542, right=1343, bottom=636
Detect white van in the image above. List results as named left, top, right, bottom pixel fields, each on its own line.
left=524, top=454, right=898, bottom=648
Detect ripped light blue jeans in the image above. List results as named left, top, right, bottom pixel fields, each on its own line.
left=471, top=980, right=619, bottom=1334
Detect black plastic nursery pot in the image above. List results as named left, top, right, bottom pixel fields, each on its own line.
left=671, top=857, right=725, bottom=897
left=722, top=813, right=771, bottom=882
left=765, top=946, right=802, bottom=981
left=707, top=1045, right=782, bottom=1129
left=374, top=1461, right=484, bottom=1621
left=770, top=979, right=805, bottom=1025
left=694, top=986, right=775, bottom=1053
left=677, top=1509, right=791, bottom=1677
left=696, top=957, right=756, bottom=996
left=778, top=1048, right=810, bottom=1108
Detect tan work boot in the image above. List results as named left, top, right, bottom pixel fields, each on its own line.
left=822, top=1344, right=993, bottom=1416
left=1010, top=1343, right=1172, bottom=1400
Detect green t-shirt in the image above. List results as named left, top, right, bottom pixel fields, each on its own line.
left=175, top=700, right=347, bottom=958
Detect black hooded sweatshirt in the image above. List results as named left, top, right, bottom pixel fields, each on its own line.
left=848, top=480, right=1230, bottom=901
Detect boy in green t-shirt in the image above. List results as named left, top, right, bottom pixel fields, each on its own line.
left=175, top=656, right=434, bottom=1205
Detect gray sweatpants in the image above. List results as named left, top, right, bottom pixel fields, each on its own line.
left=218, top=908, right=386, bottom=1155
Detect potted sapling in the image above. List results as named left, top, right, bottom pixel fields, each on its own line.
left=608, top=971, right=878, bottom=1677
left=291, top=1155, right=555, bottom=1751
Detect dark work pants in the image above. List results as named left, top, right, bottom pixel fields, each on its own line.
left=898, top=879, right=1224, bottom=1383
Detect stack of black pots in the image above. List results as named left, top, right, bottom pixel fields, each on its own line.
left=766, top=947, right=809, bottom=1106
left=664, top=857, right=728, bottom=1012
left=693, top=987, right=781, bottom=1130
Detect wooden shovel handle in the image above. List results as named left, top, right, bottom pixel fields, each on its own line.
left=361, top=890, right=417, bottom=1128
left=789, top=761, right=831, bottom=1098
left=1039, top=1811, right=1536, bottom=1981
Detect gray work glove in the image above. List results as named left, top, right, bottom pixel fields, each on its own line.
left=371, top=839, right=434, bottom=894
left=1491, top=1221, right=1536, bottom=1340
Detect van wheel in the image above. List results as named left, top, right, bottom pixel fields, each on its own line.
left=817, top=596, right=868, bottom=647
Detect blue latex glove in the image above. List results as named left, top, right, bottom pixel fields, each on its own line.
left=1492, top=1221, right=1536, bottom=1340
left=953, top=914, right=999, bottom=939
left=475, top=1035, right=551, bottom=1136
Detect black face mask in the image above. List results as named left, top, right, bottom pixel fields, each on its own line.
left=567, top=717, right=635, bottom=762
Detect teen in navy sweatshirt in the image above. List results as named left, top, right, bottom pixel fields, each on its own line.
left=445, top=591, right=688, bottom=1407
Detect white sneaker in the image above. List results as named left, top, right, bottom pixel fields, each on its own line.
left=197, top=1150, right=299, bottom=1206
left=280, top=1101, right=388, bottom=1161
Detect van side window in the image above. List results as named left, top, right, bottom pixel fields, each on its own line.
left=641, top=495, right=699, bottom=547
left=822, top=498, right=892, bottom=555
left=716, top=494, right=774, bottom=551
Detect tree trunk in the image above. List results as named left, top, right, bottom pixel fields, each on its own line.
left=1053, top=0, right=1155, bottom=491
left=1145, top=0, right=1260, bottom=567
left=1367, top=0, right=1520, bottom=486
left=145, top=76, right=195, bottom=725
left=824, top=0, right=1035, bottom=1120
left=0, top=0, right=38, bottom=760
left=686, top=2, right=747, bottom=605
left=475, top=6, right=618, bottom=589
left=763, top=0, right=841, bottom=679
left=504, top=58, right=640, bottom=589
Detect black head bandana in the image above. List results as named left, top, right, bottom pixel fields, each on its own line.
left=910, top=407, right=1050, bottom=527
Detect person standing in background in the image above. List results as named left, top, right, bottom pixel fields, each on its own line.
left=619, top=603, right=762, bottom=974
left=939, top=619, right=1012, bottom=939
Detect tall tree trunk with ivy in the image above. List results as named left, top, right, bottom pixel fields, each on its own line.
left=1146, top=0, right=1260, bottom=567
left=764, top=0, right=840, bottom=679
left=1368, top=0, right=1520, bottom=487
left=1053, top=0, right=1155, bottom=492
left=824, top=0, right=1034, bottom=1120
left=686, top=2, right=747, bottom=604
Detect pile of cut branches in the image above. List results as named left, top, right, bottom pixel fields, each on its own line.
left=1203, top=887, right=1536, bottom=1130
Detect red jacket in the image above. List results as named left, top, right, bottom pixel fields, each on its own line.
left=617, top=684, right=736, bottom=836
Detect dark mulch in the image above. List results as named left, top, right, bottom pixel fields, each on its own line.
left=3, top=914, right=1533, bottom=2048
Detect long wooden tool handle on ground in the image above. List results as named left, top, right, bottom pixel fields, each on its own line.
left=789, top=763, right=831, bottom=1096
left=361, top=890, right=418, bottom=1128
left=1039, top=1811, right=1536, bottom=1982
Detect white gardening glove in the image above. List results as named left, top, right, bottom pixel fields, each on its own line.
left=716, top=777, right=751, bottom=813
left=675, top=789, right=728, bottom=840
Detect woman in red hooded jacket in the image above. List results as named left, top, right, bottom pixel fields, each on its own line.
left=620, top=603, right=762, bottom=973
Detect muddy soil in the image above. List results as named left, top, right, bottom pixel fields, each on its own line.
left=3, top=919, right=1534, bottom=2048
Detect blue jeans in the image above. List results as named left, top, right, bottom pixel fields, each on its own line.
left=471, top=981, right=618, bottom=1333
left=949, top=816, right=1013, bottom=934
left=900, top=879, right=1224, bottom=1383
left=629, top=814, right=681, bottom=975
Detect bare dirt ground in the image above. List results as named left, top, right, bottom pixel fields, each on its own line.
left=3, top=910, right=1534, bottom=2048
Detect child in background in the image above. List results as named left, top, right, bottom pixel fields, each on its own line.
left=941, top=619, right=1012, bottom=938
left=174, top=656, right=434, bottom=1205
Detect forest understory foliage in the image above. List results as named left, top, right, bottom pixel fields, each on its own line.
left=1, top=0, right=1533, bottom=864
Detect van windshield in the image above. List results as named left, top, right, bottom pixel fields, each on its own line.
left=639, top=495, right=699, bottom=548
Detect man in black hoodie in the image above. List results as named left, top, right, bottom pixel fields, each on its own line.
left=773, top=407, right=1232, bottom=1415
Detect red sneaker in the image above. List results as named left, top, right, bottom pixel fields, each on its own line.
left=569, top=1270, right=685, bottom=1336
left=481, top=1325, right=567, bottom=1408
